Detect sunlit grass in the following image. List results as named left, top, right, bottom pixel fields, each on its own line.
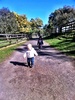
left=0, top=39, right=18, bottom=48
left=45, top=36, right=75, bottom=58
left=0, top=41, right=26, bottom=63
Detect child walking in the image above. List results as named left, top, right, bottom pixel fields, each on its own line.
left=23, top=44, right=38, bottom=68
left=37, top=36, right=43, bottom=49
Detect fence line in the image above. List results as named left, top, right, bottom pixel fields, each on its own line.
left=49, top=20, right=75, bottom=34
left=0, top=33, right=26, bottom=48
left=62, top=20, right=75, bottom=33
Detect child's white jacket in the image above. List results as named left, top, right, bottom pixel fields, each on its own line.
left=23, top=48, right=38, bottom=58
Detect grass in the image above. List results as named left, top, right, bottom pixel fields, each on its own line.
left=0, top=40, right=26, bottom=63
left=45, top=35, right=75, bottom=58
left=0, top=41, right=9, bottom=47
left=0, top=39, right=19, bottom=48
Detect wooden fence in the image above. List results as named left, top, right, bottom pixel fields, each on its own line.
left=49, top=20, right=75, bottom=34
left=0, top=33, right=26, bottom=48
left=62, top=20, right=75, bottom=33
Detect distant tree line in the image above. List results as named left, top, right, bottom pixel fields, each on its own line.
left=1, top=6, right=75, bottom=39
left=0, top=7, right=43, bottom=37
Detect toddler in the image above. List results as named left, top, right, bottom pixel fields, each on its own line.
left=23, top=44, right=38, bottom=68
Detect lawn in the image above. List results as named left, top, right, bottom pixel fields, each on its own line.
left=45, top=35, right=75, bottom=58
left=0, top=40, right=26, bottom=63
left=0, top=39, right=19, bottom=48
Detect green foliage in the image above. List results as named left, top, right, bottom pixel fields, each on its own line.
left=43, top=6, right=75, bottom=37
left=30, top=18, right=43, bottom=33
left=48, top=6, right=75, bottom=32
left=0, top=7, right=43, bottom=39
left=14, top=13, right=30, bottom=33
left=35, top=18, right=43, bottom=27
left=0, top=7, right=18, bottom=34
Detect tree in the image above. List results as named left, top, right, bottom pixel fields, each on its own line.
left=30, top=18, right=36, bottom=33
left=48, top=6, right=75, bottom=33
left=0, top=7, right=18, bottom=34
left=30, top=18, right=43, bottom=34
left=14, top=13, right=27, bottom=33
left=35, top=18, right=43, bottom=28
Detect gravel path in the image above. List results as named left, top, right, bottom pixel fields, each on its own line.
left=0, top=39, right=75, bottom=100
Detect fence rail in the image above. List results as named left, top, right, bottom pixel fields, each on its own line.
left=48, top=20, right=75, bottom=34
left=62, top=20, right=75, bottom=33
left=0, top=33, right=26, bottom=48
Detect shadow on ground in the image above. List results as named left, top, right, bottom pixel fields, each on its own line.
left=14, top=48, right=25, bottom=53
left=33, top=45, right=73, bottom=62
left=12, top=43, right=74, bottom=62
left=10, top=61, right=28, bottom=67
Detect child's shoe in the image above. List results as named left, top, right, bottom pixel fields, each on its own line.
left=30, top=65, right=34, bottom=68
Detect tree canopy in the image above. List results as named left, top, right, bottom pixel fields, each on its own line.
left=0, top=7, right=18, bottom=34
left=30, top=18, right=43, bottom=33
left=0, top=7, right=43, bottom=34
left=48, top=6, right=75, bottom=32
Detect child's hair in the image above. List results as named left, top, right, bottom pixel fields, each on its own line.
left=27, top=44, right=32, bottom=50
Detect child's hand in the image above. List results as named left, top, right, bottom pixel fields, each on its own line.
left=23, top=53, right=26, bottom=58
left=35, top=53, right=38, bottom=56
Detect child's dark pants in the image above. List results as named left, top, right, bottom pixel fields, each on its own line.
left=38, top=44, right=42, bottom=49
left=27, top=57, right=34, bottom=67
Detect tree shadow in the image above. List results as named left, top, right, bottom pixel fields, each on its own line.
left=63, top=50, right=75, bottom=56
left=22, top=44, right=27, bottom=47
left=33, top=45, right=52, bottom=51
left=10, top=61, right=28, bottom=67
left=14, top=48, right=25, bottom=53
left=33, top=45, right=39, bottom=50
left=14, top=46, right=28, bottom=53
left=42, top=45, right=53, bottom=50
left=30, top=37, right=39, bottom=40
left=37, top=49, right=72, bottom=62
left=38, top=51, right=51, bottom=56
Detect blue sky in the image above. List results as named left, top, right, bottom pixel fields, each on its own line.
left=0, top=0, right=75, bottom=25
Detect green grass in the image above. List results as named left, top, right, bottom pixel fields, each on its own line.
left=0, top=41, right=26, bottom=63
left=0, top=39, right=18, bottom=48
left=0, top=41, right=9, bottom=47
left=0, top=38, right=25, bottom=48
left=45, top=35, right=75, bottom=58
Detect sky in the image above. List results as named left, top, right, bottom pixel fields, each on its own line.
left=0, top=0, right=75, bottom=25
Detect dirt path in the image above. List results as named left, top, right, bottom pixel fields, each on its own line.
left=0, top=39, right=75, bottom=100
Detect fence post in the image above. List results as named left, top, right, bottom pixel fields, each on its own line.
left=16, top=35, right=18, bottom=43
left=9, top=36, right=11, bottom=45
